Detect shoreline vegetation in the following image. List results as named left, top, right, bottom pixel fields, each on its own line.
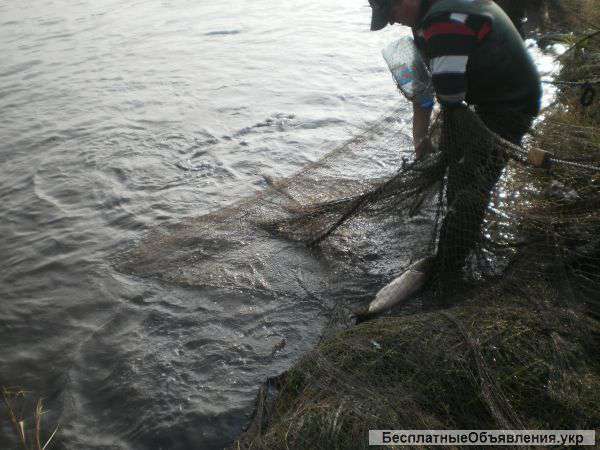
left=1, top=388, right=58, bottom=450
left=231, top=1, right=600, bottom=449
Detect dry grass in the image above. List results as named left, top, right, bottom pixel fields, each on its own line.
left=233, top=293, right=599, bottom=449
left=1, top=387, right=58, bottom=450
left=559, top=0, right=600, bottom=28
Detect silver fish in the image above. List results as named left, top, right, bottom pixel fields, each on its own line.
left=354, top=256, right=434, bottom=321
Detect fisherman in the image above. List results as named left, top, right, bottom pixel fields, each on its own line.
left=369, top=0, right=542, bottom=289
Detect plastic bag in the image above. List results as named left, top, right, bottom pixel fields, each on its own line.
left=382, top=36, right=435, bottom=108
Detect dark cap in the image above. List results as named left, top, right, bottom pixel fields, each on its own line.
left=369, top=0, right=392, bottom=31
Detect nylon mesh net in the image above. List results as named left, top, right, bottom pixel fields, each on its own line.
left=115, top=31, right=600, bottom=450
left=224, top=100, right=600, bottom=450
left=116, top=103, right=600, bottom=310
left=115, top=105, right=440, bottom=297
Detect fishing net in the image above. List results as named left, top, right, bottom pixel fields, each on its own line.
left=114, top=25, right=600, bottom=450
left=116, top=91, right=600, bottom=449
left=228, top=98, right=600, bottom=449
left=116, top=34, right=600, bottom=303
left=116, top=38, right=600, bottom=332
left=115, top=106, right=440, bottom=294
left=226, top=33, right=600, bottom=450
left=118, top=76, right=599, bottom=307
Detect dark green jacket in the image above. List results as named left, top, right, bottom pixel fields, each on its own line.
left=416, top=0, right=542, bottom=115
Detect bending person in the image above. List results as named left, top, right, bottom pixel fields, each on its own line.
left=369, top=0, right=542, bottom=288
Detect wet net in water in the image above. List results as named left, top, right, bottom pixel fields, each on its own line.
left=116, top=96, right=600, bottom=321
left=226, top=100, right=600, bottom=449
left=115, top=34, right=600, bottom=450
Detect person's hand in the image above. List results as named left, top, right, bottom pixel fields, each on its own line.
left=414, top=136, right=433, bottom=160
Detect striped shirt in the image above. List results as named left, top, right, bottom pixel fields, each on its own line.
left=413, top=9, right=492, bottom=106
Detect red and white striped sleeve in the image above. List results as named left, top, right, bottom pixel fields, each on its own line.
left=416, top=12, right=492, bottom=106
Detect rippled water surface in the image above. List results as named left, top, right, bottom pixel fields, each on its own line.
left=0, top=1, right=557, bottom=448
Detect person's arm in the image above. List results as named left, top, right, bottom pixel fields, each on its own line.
left=413, top=102, right=433, bottom=159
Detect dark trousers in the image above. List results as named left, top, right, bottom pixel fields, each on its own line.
left=433, top=107, right=535, bottom=282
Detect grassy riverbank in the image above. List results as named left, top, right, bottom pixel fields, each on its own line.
left=232, top=3, right=600, bottom=449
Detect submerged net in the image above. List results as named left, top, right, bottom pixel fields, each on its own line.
left=227, top=99, right=600, bottom=449
left=116, top=105, right=440, bottom=297
left=116, top=96, right=600, bottom=446
left=115, top=26, right=600, bottom=450
left=115, top=31, right=600, bottom=305
left=115, top=31, right=599, bottom=312
left=116, top=88, right=600, bottom=321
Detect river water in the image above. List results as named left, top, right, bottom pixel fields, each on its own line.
left=0, top=1, right=558, bottom=449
